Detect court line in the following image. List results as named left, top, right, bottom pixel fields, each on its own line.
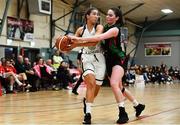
left=0, top=101, right=82, bottom=107
left=1, top=100, right=180, bottom=125
left=0, top=91, right=81, bottom=103
left=128, top=107, right=180, bottom=123
left=0, top=102, right=116, bottom=115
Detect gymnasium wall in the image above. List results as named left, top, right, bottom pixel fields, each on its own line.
left=135, top=36, right=180, bottom=67
left=0, top=0, right=72, bottom=49
left=135, top=19, right=180, bottom=67
left=0, top=0, right=137, bottom=62
left=126, top=24, right=137, bottom=57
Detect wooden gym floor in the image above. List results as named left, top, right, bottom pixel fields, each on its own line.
left=0, top=82, right=180, bottom=124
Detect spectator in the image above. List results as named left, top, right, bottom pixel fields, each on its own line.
left=0, top=60, right=6, bottom=93
left=56, top=61, right=73, bottom=89
left=52, top=50, right=63, bottom=70
left=4, top=60, right=26, bottom=93
left=14, top=55, right=26, bottom=73
left=33, top=57, right=53, bottom=89
left=24, top=57, right=37, bottom=91
left=14, top=55, right=28, bottom=87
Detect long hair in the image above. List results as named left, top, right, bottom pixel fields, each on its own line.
left=84, top=7, right=98, bottom=23
left=109, top=7, right=124, bottom=26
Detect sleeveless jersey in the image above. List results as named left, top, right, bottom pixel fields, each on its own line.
left=81, top=25, right=103, bottom=53
left=103, top=24, right=125, bottom=58
left=103, top=24, right=128, bottom=75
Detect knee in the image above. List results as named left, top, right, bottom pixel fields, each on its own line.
left=110, top=80, right=118, bottom=89
left=86, top=80, right=96, bottom=89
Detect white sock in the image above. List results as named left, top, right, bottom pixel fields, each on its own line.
left=10, top=85, right=13, bottom=91
left=86, top=103, right=92, bottom=114
left=132, top=100, right=139, bottom=107
left=118, top=101, right=125, bottom=107
left=15, top=78, right=23, bottom=86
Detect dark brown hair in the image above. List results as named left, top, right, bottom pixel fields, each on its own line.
left=84, top=7, right=98, bottom=23
left=109, top=7, right=124, bottom=26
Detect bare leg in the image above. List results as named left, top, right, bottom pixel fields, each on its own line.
left=9, top=76, right=15, bottom=91
left=119, top=83, right=136, bottom=103
left=83, top=73, right=96, bottom=124
left=118, top=75, right=145, bottom=117
left=5, top=72, right=23, bottom=86
left=84, top=73, right=96, bottom=105
left=94, top=84, right=100, bottom=98
left=110, top=66, right=125, bottom=103
left=110, top=65, right=129, bottom=124
left=19, top=73, right=27, bottom=80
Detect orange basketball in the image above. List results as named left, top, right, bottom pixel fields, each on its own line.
left=55, top=36, right=71, bottom=52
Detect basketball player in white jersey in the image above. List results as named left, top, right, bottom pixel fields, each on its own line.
left=74, top=7, right=106, bottom=124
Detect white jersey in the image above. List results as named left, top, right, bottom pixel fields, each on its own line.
left=81, top=25, right=103, bottom=53
left=80, top=25, right=106, bottom=85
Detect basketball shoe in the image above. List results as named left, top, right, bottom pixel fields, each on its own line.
left=116, top=107, right=129, bottom=124
left=134, top=104, right=145, bottom=117
left=83, top=113, right=91, bottom=124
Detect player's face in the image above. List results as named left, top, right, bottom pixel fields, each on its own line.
left=87, top=9, right=99, bottom=24
left=106, top=9, right=119, bottom=25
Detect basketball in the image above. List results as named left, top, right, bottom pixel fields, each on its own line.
left=55, top=36, right=72, bottom=52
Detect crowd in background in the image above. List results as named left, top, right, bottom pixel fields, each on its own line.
left=0, top=50, right=79, bottom=94
left=125, top=62, right=180, bottom=85
left=0, top=51, right=180, bottom=95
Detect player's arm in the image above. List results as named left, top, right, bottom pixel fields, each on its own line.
left=75, top=27, right=83, bottom=37
left=70, top=27, right=119, bottom=44
left=74, top=24, right=104, bottom=47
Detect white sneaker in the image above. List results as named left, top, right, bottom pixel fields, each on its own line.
left=25, top=84, right=32, bottom=88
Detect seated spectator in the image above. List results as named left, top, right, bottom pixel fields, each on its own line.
left=1, top=57, right=6, bottom=67
left=174, top=67, right=180, bottom=80
left=56, top=61, right=74, bottom=89
left=33, top=57, right=54, bottom=89
left=142, top=65, right=150, bottom=84
left=164, top=70, right=173, bottom=84
left=0, top=60, right=5, bottom=77
left=0, top=60, right=6, bottom=93
left=168, top=66, right=174, bottom=78
left=15, top=55, right=26, bottom=74
left=4, top=60, right=26, bottom=93
left=46, top=59, right=56, bottom=72
left=24, top=57, right=38, bottom=92
left=46, top=59, right=59, bottom=90
left=125, top=67, right=135, bottom=85
left=14, top=55, right=29, bottom=87
left=149, top=66, right=158, bottom=84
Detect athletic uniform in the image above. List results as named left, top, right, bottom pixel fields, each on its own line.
left=103, top=24, right=128, bottom=76
left=81, top=25, right=106, bottom=85
left=103, top=24, right=145, bottom=124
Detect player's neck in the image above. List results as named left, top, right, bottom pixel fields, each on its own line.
left=86, top=22, right=96, bottom=32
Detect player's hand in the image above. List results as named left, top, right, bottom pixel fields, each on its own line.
left=66, top=42, right=77, bottom=51
left=67, top=35, right=81, bottom=44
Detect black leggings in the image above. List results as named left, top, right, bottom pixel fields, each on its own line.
left=72, top=74, right=83, bottom=92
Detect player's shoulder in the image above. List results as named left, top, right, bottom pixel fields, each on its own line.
left=95, top=24, right=104, bottom=32
left=77, top=26, right=85, bottom=32
left=96, top=24, right=103, bottom=29
left=76, top=26, right=85, bottom=35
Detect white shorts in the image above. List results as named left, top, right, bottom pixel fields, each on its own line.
left=81, top=53, right=106, bottom=86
